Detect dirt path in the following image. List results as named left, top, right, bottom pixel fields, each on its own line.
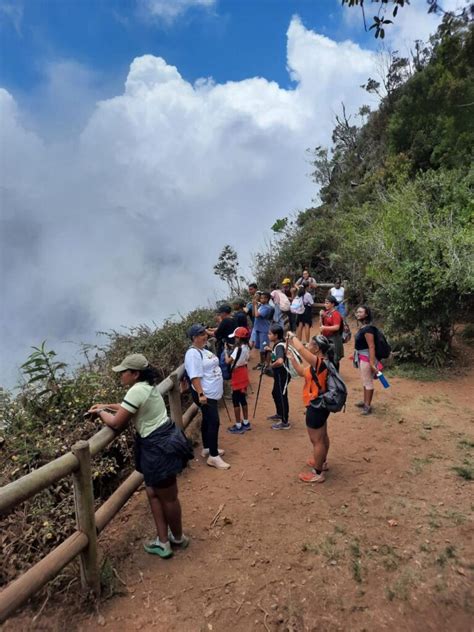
left=5, top=343, right=474, bottom=632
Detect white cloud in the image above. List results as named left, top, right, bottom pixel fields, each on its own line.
left=1, top=11, right=446, bottom=385
left=0, top=1, right=23, bottom=35
left=137, top=0, right=216, bottom=23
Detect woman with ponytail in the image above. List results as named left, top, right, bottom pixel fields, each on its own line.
left=88, top=353, right=193, bottom=558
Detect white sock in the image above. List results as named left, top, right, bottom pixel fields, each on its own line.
left=235, top=422, right=242, bottom=428
left=154, top=538, right=171, bottom=551
left=242, top=419, right=249, bottom=425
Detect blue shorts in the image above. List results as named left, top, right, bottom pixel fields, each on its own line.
left=251, top=329, right=269, bottom=351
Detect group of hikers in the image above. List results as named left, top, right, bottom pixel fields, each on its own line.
left=88, top=272, right=386, bottom=558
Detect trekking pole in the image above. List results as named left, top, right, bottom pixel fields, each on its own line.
left=252, top=363, right=265, bottom=419
left=221, top=396, right=233, bottom=423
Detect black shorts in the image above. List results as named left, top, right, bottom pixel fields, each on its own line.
left=296, top=305, right=313, bottom=326
left=305, top=405, right=330, bottom=429
left=232, top=390, right=247, bottom=407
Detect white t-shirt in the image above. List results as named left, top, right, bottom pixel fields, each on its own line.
left=185, top=346, right=223, bottom=400
left=231, top=344, right=250, bottom=368
left=330, top=286, right=345, bottom=303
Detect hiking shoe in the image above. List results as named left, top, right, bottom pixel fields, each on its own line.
left=207, top=455, right=231, bottom=470
left=355, top=401, right=365, bottom=408
left=360, top=405, right=372, bottom=416
left=298, top=470, right=326, bottom=484
left=267, top=414, right=281, bottom=421
left=242, top=422, right=252, bottom=431
left=306, top=457, right=329, bottom=471
left=227, top=424, right=245, bottom=435
left=168, top=529, right=190, bottom=549
left=201, top=448, right=225, bottom=458
left=143, top=539, right=173, bottom=558
left=253, top=363, right=264, bottom=370
left=271, top=421, right=291, bottom=430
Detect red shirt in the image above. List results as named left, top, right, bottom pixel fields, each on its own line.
left=321, top=309, right=342, bottom=337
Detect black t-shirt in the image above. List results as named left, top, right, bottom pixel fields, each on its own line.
left=354, top=325, right=377, bottom=351
left=234, top=310, right=249, bottom=329
left=215, top=316, right=237, bottom=345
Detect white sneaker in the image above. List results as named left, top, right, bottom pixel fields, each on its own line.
left=201, top=448, right=225, bottom=458
left=207, top=455, right=231, bottom=470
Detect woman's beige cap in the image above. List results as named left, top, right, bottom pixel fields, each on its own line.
left=112, top=353, right=149, bottom=372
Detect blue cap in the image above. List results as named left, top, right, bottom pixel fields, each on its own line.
left=187, top=324, right=206, bottom=339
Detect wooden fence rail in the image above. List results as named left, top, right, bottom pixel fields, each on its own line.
left=0, top=363, right=199, bottom=623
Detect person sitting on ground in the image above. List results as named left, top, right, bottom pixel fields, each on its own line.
left=295, top=284, right=314, bottom=344
left=184, top=324, right=230, bottom=469
left=353, top=305, right=379, bottom=416
left=265, top=324, right=291, bottom=430
left=286, top=333, right=333, bottom=484
left=251, top=291, right=274, bottom=369
left=206, top=304, right=237, bottom=360
left=232, top=298, right=250, bottom=329
left=295, top=269, right=317, bottom=294
left=320, top=295, right=344, bottom=371
left=330, top=278, right=347, bottom=318
left=224, top=327, right=251, bottom=434
left=88, top=353, right=192, bottom=557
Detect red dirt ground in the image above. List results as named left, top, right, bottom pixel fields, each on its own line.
left=3, top=340, right=474, bottom=632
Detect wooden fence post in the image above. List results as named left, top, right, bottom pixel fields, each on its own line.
left=168, top=373, right=184, bottom=429
left=72, top=440, right=100, bottom=597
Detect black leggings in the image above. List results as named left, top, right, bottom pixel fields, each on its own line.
left=232, top=390, right=247, bottom=407
left=272, top=369, right=290, bottom=423
left=192, top=391, right=220, bottom=457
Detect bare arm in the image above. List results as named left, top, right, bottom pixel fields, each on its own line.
left=191, top=377, right=208, bottom=404
left=288, top=352, right=305, bottom=377
left=287, top=333, right=317, bottom=367
left=365, top=332, right=377, bottom=373
left=96, top=406, right=133, bottom=432
left=89, top=403, right=121, bottom=412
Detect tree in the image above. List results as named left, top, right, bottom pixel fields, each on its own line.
left=213, top=245, right=247, bottom=296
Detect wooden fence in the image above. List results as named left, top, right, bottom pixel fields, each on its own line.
left=0, top=364, right=199, bottom=623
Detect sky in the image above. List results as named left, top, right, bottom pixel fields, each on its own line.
left=0, top=0, right=465, bottom=387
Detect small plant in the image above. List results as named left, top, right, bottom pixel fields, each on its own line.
left=452, top=465, right=474, bottom=481
left=21, top=341, right=68, bottom=398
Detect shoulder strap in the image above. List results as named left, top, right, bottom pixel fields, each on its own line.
left=231, top=346, right=242, bottom=371
left=190, top=346, right=203, bottom=358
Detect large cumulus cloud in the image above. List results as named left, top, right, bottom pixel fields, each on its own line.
left=0, top=17, right=377, bottom=386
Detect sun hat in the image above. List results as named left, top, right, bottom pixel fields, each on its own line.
left=229, top=327, right=250, bottom=339
left=112, top=353, right=149, bottom=372
left=282, top=278, right=291, bottom=285
left=187, top=324, right=207, bottom=339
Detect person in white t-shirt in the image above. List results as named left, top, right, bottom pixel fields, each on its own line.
left=184, top=324, right=230, bottom=470
left=330, top=278, right=346, bottom=317
left=88, top=353, right=192, bottom=559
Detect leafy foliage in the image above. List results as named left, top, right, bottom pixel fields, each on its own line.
left=213, top=244, right=248, bottom=296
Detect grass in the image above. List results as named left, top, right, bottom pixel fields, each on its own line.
left=452, top=465, right=474, bottom=480
left=436, top=545, right=457, bottom=567
left=458, top=438, right=474, bottom=450
left=386, top=569, right=417, bottom=602
left=411, top=456, right=433, bottom=474
left=349, top=541, right=363, bottom=583
left=389, top=363, right=449, bottom=382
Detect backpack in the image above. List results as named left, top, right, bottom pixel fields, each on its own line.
left=180, top=347, right=203, bottom=393
left=374, top=327, right=391, bottom=360
left=278, top=292, right=291, bottom=312
left=290, top=296, right=305, bottom=314
left=285, top=344, right=303, bottom=379
left=219, top=346, right=242, bottom=381
left=310, top=361, right=347, bottom=413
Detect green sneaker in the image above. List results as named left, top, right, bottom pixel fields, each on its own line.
left=143, top=540, right=173, bottom=558
left=168, top=529, right=190, bottom=548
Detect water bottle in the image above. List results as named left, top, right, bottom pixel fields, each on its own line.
left=376, top=371, right=390, bottom=389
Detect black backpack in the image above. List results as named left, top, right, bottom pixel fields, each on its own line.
left=310, top=360, right=348, bottom=413
left=374, top=327, right=391, bottom=360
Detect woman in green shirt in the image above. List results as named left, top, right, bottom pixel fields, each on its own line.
left=88, top=353, right=193, bottom=558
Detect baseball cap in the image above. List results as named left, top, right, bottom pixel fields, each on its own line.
left=229, top=327, right=250, bottom=339
left=282, top=278, right=291, bottom=285
left=112, top=353, right=149, bottom=372
left=187, top=324, right=207, bottom=339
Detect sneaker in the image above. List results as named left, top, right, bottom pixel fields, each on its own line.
left=242, top=422, right=252, bottom=431
left=306, top=457, right=329, bottom=471
left=207, top=455, right=231, bottom=470
left=355, top=401, right=365, bottom=408
left=143, top=539, right=173, bottom=558
left=168, top=529, right=190, bottom=549
left=298, top=470, right=326, bottom=483
left=271, top=421, right=291, bottom=430
left=267, top=414, right=281, bottom=421
left=227, top=424, right=246, bottom=434
left=360, top=405, right=372, bottom=416
left=201, top=448, right=225, bottom=458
